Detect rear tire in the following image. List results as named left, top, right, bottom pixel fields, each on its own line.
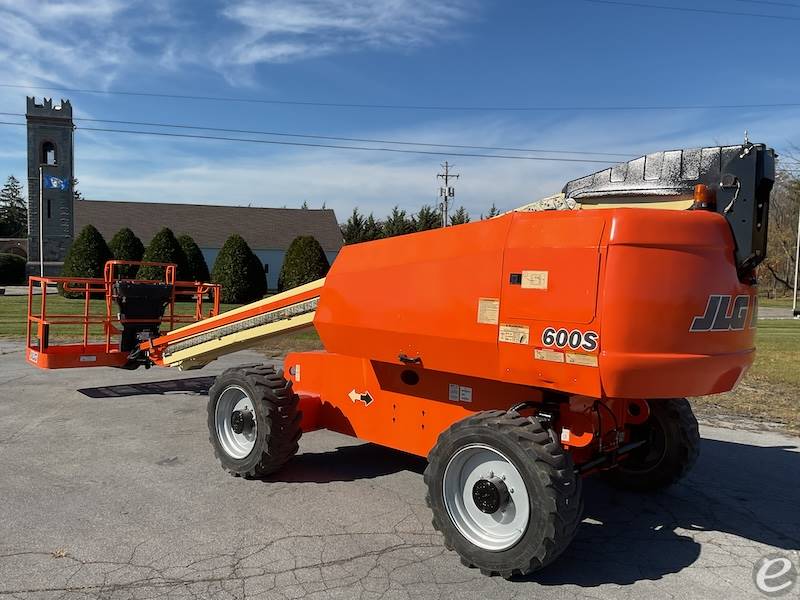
left=604, top=398, right=699, bottom=491
left=208, top=364, right=301, bottom=478
left=425, top=410, right=583, bottom=578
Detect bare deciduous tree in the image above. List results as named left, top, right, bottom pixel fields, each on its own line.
left=758, top=166, right=799, bottom=296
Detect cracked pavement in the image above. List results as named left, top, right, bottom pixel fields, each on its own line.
left=0, top=341, right=798, bottom=599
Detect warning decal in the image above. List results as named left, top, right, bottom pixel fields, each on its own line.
left=477, top=298, right=500, bottom=325
left=521, top=270, right=548, bottom=290
left=534, top=348, right=565, bottom=363
left=499, top=324, right=530, bottom=344
left=565, top=353, right=598, bottom=367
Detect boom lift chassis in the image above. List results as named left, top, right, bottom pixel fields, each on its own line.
left=26, top=143, right=775, bottom=577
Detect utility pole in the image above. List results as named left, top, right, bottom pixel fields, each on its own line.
left=38, top=165, right=44, bottom=277
left=437, top=161, right=459, bottom=227
left=793, top=201, right=800, bottom=318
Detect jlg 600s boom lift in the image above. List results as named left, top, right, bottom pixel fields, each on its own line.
left=27, top=143, right=775, bottom=577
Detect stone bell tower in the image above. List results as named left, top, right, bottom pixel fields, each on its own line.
left=26, top=96, right=74, bottom=274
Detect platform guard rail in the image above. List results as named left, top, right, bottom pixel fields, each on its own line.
left=26, top=260, right=220, bottom=369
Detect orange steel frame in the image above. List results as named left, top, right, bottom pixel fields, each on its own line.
left=26, top=260, right=220, bottom=369
left=285, top=352, right=648, bottom=469
left=24, top=208, right=758, bottom=472
left=280, top=208, right=756, bottom=468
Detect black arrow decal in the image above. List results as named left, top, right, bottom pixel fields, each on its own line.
left=348, top=389, right=374, bottom=406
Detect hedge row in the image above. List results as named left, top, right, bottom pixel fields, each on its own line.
left=60, top=226, right=330, bottom=303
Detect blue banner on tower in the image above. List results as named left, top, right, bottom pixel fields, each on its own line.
left=43, top=175, right=70, bottom=191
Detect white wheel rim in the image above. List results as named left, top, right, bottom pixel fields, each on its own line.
left=442, top=444, right=530, bottom=551
left=215, top=385, right=257, bottom=459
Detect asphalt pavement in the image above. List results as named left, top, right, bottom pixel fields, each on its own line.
left=0, top=340, right=798, bottom=599
left=759, top=305, right=797, bottom=320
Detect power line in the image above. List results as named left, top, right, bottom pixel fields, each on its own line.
left=0, top=121, right=618, bottom=164
left=582, top=0, right=800, bottom=20
left=734, top=0, right=800, bottom=8
left=2, top=82, right=800, bottom=112
left=0, top=111, right=633, bottom=158
left=4, top=116, right=790, bottom=167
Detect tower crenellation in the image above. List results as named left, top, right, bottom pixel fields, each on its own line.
left=26, top=97, right=73, bottom=120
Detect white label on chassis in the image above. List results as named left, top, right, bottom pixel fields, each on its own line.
left=521, top=270, right=549, bottom=290
left=476, top=298, right=500, bottom=325
left=533, top=348, right=564, bottom=363
left=449, top=384, right=473, bottom=403
left=499, top=324, right=530, bottom=345
left=565, top=353, right=598, bottom=367
left=459, top=386, right=473, bottom=403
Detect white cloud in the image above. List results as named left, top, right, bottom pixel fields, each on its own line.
left=0, top=1, right=137, bottom=89
left=0, top=0, right=125, bottom=22
left=214, top=0, right=476, bottom=67
left=0, top=1, right=479, bottom=89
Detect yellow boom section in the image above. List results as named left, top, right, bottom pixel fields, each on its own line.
left=155, top=278, right=324, bottom=370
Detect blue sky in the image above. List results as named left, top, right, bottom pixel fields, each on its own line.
left=0, top=0, right=798, bottom=221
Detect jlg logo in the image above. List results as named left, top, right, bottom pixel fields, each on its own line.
left=689, top=295, right=756, bottom=332
left=541, top=327, right=598, bottom=352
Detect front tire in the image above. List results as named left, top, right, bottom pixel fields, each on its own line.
left=208, top=364, right=301, bottom=478
left=425, top=411, right=583, bottom=578
left=604, top=398, right=700, bottom=491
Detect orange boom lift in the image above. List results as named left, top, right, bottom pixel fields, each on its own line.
left=26, top=143, right=775, bottom=577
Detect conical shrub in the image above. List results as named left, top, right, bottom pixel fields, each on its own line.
left=211, top=234, right=267, bottom=303
left=136, top=227, right=189, bottom=281
left=277, top=235, right=330, bottom=291
left=60, top=224, right=112, bottom=297
left=178, top=234, right=210, bottom=282
left=108, top=227, right=144, bottom=278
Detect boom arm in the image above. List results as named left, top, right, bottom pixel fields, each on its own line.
left=142, top=278, right=324, bottom=370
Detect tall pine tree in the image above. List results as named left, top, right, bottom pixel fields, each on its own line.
left=72, top=178, right=83, bottom=202
left=362, top=214, right=383, bottom=241
left=414, top=204, right=441, bottom=231
left=449, top=206, right=470, bottom=225
left=0, top=175, right=26, bottom=237
left=341, top=208, right=366, bottom=244
left=382, top=206, right=415, bottom=237
left=483, top=203, right=500, bottom=219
